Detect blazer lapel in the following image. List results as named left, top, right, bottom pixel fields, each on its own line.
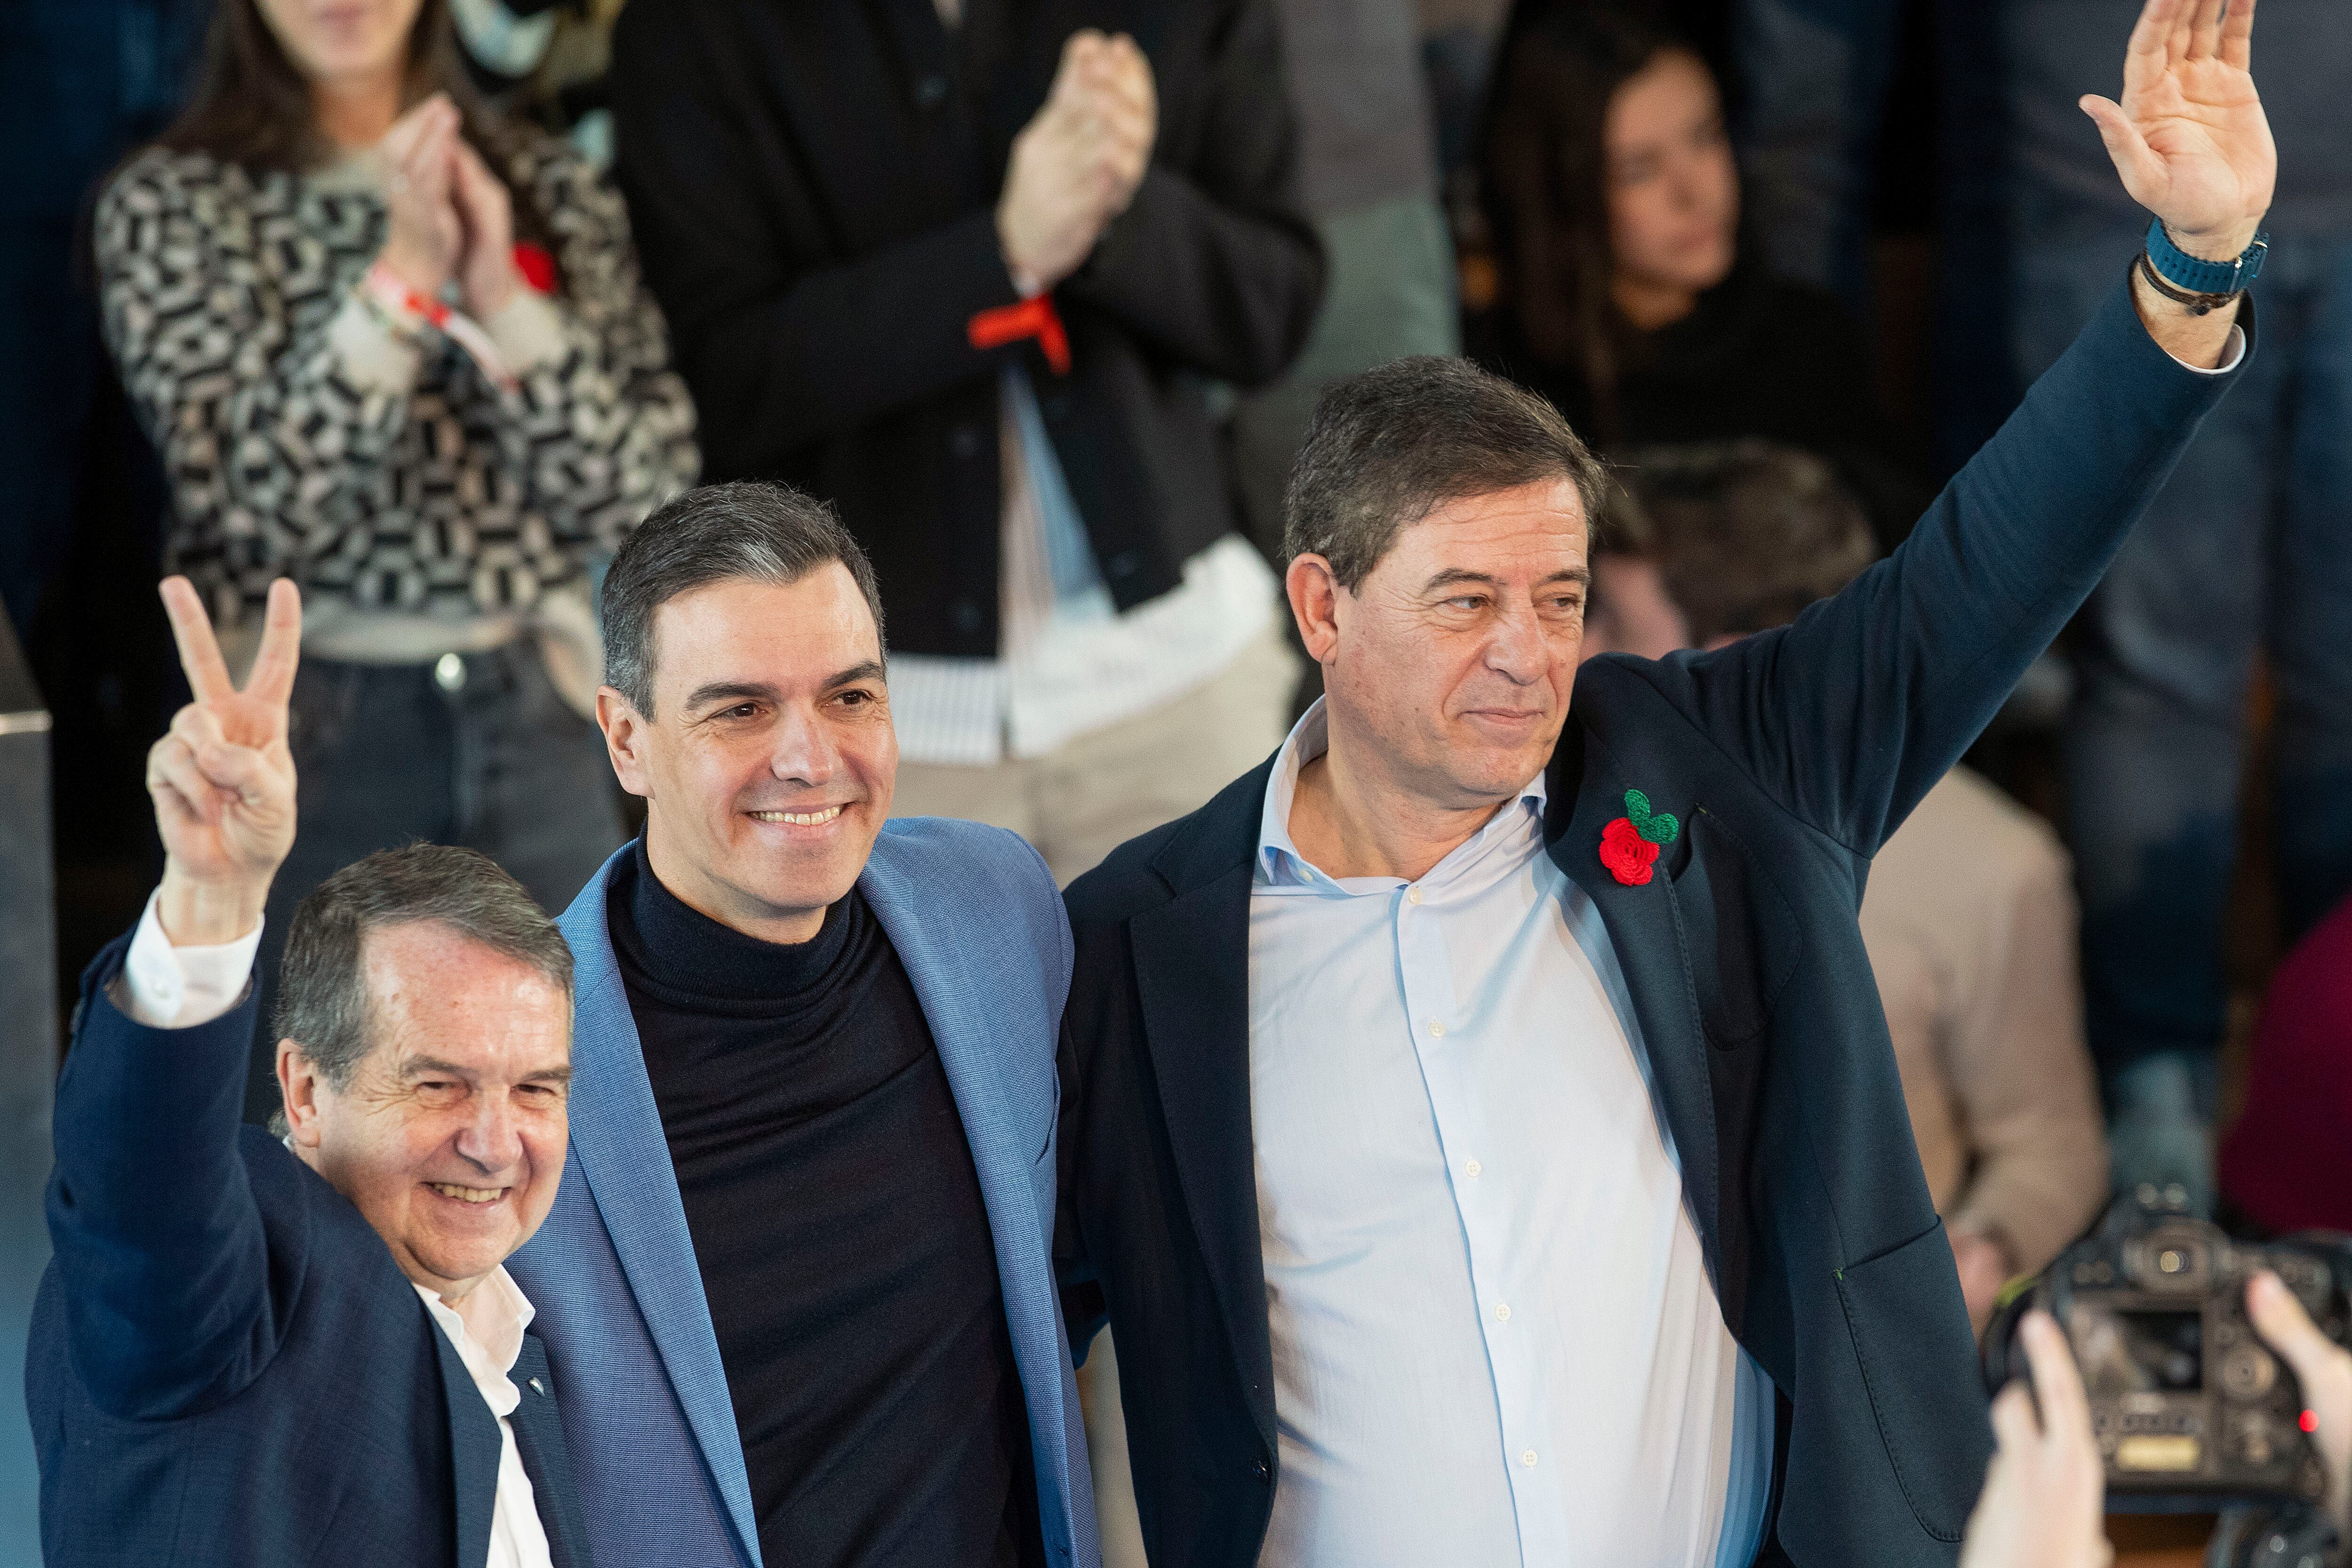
left=1131, top=770, right=1276, bottom=1447
left=508, top=1332, right=595, bottom=1568
left=857, top=831, right=1086, bottom=1561
left=1545, top=724, right=1724, bottom=1275
left=426, top=1303, right=501, bottom=1568
left=554, top=861, right=763, bottom=1565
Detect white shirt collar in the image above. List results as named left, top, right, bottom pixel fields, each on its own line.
left=414, top=1265, right=537, bottom=1416
left=1255, top=698, right=1549, bottom=892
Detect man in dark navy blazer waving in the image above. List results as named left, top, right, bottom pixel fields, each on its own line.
left=26, top=576, right=594, bottom=1568
left=1054, top=2, right=2276, bottom=1564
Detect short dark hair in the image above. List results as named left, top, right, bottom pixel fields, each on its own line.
left=1283, top=356, right=1611, bottom=589
left=1627, top=441, right=1876, bottom=643
left=273, top=844, right=573, bottom=1103
left=601, top=480, right=885, bottom=716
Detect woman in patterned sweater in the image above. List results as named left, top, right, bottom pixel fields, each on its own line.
left=98, top=0, right=697, bottom=1118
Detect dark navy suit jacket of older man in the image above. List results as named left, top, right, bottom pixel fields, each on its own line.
left=25, top=936, right=594, bottom=1568
left=1055, top=277, right=2250, bottom=1568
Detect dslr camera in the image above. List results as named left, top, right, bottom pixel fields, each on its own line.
left=1984, top=1187, right=2352, bottom=1507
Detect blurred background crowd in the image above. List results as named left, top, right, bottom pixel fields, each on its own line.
left=2, top=0, right=2349, bottom=1558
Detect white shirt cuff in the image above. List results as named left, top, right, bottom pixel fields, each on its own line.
left=482, top=289, right=570, bottom=376
left=2171, top=322, right=2247, bottom=376
left=114, top=889, right=264, bottom=1030
left=329, top=291, right=424, bottom=393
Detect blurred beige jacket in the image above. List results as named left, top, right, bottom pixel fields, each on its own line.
left=1860, top=768, right=2110, bottom=1276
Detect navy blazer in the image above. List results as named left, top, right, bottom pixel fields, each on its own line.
left=25, top=936, right=595, bottom=1568
left=1056, top=279, right=2249, bottom=1568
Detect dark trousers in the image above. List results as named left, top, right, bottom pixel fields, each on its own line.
left=244, top=642, right=623, bottom=1122
left=2010, top=229, right=2352, bottom=1082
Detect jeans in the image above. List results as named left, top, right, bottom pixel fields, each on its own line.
left=243, top=641, right=625, bottom=1122
left=2010, top=230, right=2352, bottom=1085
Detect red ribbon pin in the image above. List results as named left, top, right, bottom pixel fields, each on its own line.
left=968, top=294, right=1072, bottom=375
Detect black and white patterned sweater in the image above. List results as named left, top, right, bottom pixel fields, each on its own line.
left=97, top=133, right=699, bottom=646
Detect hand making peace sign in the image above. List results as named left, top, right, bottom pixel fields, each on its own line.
left=148, top=577, right=301, bottom=946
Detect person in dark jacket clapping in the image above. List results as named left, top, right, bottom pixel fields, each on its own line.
left=610, top=0, right=1324, bottom=882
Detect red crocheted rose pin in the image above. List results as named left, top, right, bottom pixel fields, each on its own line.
left=1599, top=788, right=1679, bottom=886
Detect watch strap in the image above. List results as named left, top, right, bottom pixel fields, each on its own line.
left=2144, top=216, right=2268, bottom=297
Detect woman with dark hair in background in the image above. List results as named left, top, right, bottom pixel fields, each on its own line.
left=96, top=0, right=696, bottom=1119
left=1471, top=2, right=1922, bottom=545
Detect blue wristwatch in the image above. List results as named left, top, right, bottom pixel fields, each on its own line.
left=2144, top=217, right=2267, bottom=298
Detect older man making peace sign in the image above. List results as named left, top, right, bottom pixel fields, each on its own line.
left=28, top=577, right=592, bottom=1567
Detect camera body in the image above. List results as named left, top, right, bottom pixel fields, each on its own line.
left=1984, top=1190, right=2350, bottom=1504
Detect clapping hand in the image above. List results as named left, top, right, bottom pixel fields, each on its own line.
left=451, top=137, right=523, bottom=319
left=148, top=578, right=300, bottom=947
left=2083, top=0, right=2275, bottom=263
left=996, top=30, right=1158, bottom=294
left=374, top=92, right=524, bottom=319
left=378, top=95, right=465, bottom=299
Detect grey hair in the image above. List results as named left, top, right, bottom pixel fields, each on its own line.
left=601, top=480, right=885, bottom=716
left=1282, top=355, right=1611, bottom=590
left=270, top=844, right=573, bottom=1131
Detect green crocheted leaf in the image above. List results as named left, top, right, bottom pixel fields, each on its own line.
left=1622, top=788, right=1679, bottom=844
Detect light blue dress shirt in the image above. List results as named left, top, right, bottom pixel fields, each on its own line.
left=1248, top=702, right=1774, bottom=1568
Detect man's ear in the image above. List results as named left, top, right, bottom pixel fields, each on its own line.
left=596, top=685, right=652, bottom=798
left=1285, top=553, right=1345, bottom=666
left=278, top=1039, right=325, bottom=1150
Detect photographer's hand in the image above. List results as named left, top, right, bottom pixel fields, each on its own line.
left=148, top=577, right=301, bottom=946
left=2249, top=1270, right=2352, bottom=1539
left=1962, top=1310, right=2114, bottom=1568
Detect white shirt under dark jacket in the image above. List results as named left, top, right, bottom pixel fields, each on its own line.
left=114, top=892, right=557, bottom=1568
left=1248, top=703, right=1775, bottom=1568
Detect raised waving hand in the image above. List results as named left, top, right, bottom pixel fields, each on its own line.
left=2083, top=0, right=2274, bottom=260
left=147, top=577, right=300, bottom=946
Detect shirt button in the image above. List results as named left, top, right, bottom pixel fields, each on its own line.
left=1428, top=1021, right=1445, bottom=1038
left=1521, top=1449, right=1539, bottom=1467
left=1464, top=1159, right=1482, bottom=1178
left=1493, top=1302, right=1511, bottom=1322
left=1407, top=886, right=1422, bottom=905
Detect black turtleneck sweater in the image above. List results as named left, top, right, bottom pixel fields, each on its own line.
left=607, top=842, right=1040, bottom=1568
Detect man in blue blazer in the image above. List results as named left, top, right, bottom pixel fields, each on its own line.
left=507, top=482, right=1098, bottom=1568
left=1055, top=2, right=2274, bottom=1564
left=29, top=577, right=594, bottom=1567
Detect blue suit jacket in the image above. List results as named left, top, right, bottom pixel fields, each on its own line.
left=508, top=817, right=1099, bottom=1568
left=25, top=937, right=595, bottom=1568
left=1056, top=279, right=2252, bottom=1567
